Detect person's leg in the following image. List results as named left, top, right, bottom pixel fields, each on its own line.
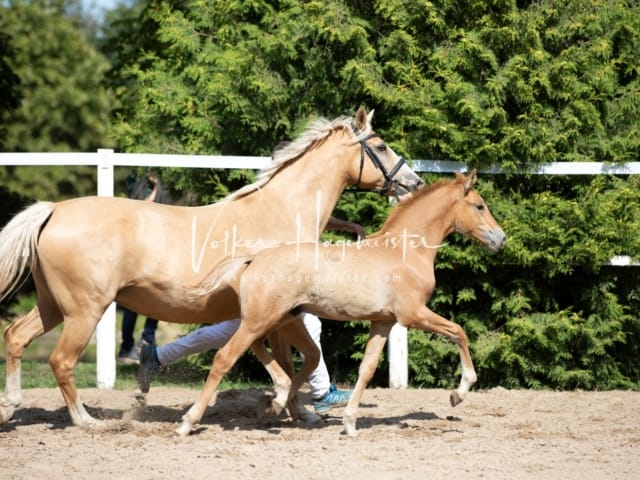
left=141, top=318, right=159, bottom=345
left=156, top=319, right=241, bottom=365
left=137, top=318, right=241, bottom=393
left=302, top=313, right=330, bottom=398
left=301, top=313, right=351, bottom=413
left=119, top=307, right=137, bottom=355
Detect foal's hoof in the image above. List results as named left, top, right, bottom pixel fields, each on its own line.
left=450, top=391, right=463, bottom=407
left=175, top=412, right=195, bottom=437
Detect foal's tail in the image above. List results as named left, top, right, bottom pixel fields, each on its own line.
left=186, top=256, right=254, bottom=301
left=0, top=202, right=55, bottom=302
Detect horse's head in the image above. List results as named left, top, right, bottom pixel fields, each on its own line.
left=348, top=106, right=423, bottom=196
left=451, top=170, right=506, bottom=252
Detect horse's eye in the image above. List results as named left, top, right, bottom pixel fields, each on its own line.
left=376, top=144, right=387, bottom=152
left=476, top=204, right=485, bottom=212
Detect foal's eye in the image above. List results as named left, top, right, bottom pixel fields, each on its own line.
left=475, top=203, right=485, bottom=212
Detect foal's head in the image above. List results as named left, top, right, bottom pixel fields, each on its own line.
left=450, top=170, right=506, bottom=252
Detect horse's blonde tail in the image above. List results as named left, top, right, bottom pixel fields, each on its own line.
left=0, top=202, right=55, bottom=302
left=186, top=256, right=253, bottom=301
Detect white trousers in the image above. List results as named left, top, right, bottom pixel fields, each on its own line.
left=156, top=313, right=331, bottom=399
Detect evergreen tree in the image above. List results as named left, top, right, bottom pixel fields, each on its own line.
left=0, top=0, right=113, bottom=152
left=0, top=31, right=21, bottom=149
left=4, top=0, right=637, bottom=389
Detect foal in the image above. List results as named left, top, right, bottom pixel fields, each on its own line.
left=181, top=170, right=505, bottom=436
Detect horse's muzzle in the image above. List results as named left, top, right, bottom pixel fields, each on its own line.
left=392, top=177, right=425, bottom=197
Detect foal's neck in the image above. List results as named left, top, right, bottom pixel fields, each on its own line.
left=372, top=188, right=458, bottom=259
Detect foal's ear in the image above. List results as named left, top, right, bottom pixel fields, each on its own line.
left=455, top=169, right=477, bottom=194
left=463, top=169, right=478, bottom=194
left=355, top=105, right=369, bottom=131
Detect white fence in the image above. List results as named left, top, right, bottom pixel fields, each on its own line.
left=2, top=150, right=639, bottom=389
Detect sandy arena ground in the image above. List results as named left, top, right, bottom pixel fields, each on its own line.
left=0, top=386, right=638, bottom=479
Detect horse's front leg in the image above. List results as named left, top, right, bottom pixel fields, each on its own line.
left=343, top=321, right=394, bottom=436
left=1, top=306, right=55, bottom=424
left=402, top=306, right=477, bottom=407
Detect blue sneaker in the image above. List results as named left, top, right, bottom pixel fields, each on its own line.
left=313, top=384, right=351, bottom=414
left=137, top=341, right=161, bottom=394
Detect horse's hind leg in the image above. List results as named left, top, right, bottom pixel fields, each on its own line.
left=266, top=330, right=297, bottom=411
left=48, top=309, right=103, bottom=428
left=273, top=316, right=322, bottom=424
left=1, top=305, right=60, bottom=424
left=254, top=316, right=321, bottom=424
left=343, top=321, right=394, bottom=437
left=250, top=337, right=292, bottom=416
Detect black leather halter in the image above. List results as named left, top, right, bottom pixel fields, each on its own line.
left=351, top=123, right=407, bottom=193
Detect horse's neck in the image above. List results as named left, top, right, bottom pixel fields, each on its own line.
left=222, top=144, right=349, bottom=240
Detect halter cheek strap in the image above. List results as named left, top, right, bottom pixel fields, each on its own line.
left=351, top=123, right=407, bottom=193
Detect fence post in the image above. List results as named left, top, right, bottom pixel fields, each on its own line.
left=388, top=323, right=408, bottom=388
left=95, top=149, right=116, bottom=389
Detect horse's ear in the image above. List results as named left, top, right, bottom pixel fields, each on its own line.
left=463, top=169, right=478, bottom=194
left=355, top=106, right=368, bottom=131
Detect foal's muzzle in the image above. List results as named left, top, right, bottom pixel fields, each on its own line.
left=485, top=228, right=507, bottom=252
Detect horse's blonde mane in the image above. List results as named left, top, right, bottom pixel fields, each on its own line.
left=225, top=113, right=373, bottom=201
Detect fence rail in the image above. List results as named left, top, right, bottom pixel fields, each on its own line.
left=1, top=150, right=638, bottom=389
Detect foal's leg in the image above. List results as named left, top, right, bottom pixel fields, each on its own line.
left=265, top=330, right=296, bottom=413
left=274, top=315, right=322, bottom=423
left=1, top=306, right=61, bottom=423
left=250, top=338, right=293, bottom=415
left=263, top=317, right=321, bottom=424
left=343, top=321, right=394, bottom=437
left=176, top=321, right=269, bottom=436
left=401, top=306, right=477, bottom=406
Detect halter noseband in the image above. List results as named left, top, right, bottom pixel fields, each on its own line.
left=351, top=122, right=407, bottom=194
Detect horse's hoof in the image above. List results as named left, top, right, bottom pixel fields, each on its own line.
left=0, top=404, right=16, bottom=424
left=343, top=427, right=358, bottom=437
left=450, top=391, right=463, bottom=407
left=271, top=398, right=286, bottom=416
left=175, top=421, right=192, bottom=437
left=343, top=419, right=358, bottom=437
left=256, top=393, right=277, bottom=421
left=76, top=414, right=105, bottom=430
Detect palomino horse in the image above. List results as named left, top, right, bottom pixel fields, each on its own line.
left=182, top=170, right=505, bottom=436
left=0, top=106, right=423, bottom=428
